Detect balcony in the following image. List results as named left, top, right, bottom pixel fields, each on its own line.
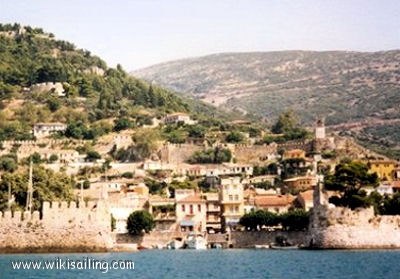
left=153, top=212, right=176, bottom=221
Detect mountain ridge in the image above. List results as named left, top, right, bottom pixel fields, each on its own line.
left=133, top=50, right=400, bottom=158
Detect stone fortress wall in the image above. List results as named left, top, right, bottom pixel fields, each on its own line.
left=159, top=143, right=204, bottom=164
left=0, top=200, right=113, bottom=253
left=309, top=183, right=400, bottom=249
left=233, top=143, right=278, bottom=164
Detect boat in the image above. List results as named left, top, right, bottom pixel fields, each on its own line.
left=166, top=238, right=184, bottom=250
left=270, top=244, right=299, bottom=250
left=254, top=245, right=270, bottom=249
left=185, top=233, right=207, bottom=250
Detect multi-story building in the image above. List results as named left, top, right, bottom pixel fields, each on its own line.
left=219, top=177, right=244, bottom=231
left=175, top=194, right=207, bottom=232
left=284, top=175, right=317, bottom=192
left=203, top=193, right=221, bottom=233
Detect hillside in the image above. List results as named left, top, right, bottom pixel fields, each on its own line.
left=0, top=23, right=232, bottom=141
left=134, top=51, right=400, bottom=158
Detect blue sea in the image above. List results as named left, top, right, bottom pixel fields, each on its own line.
left=1, top=250, right=400, bottom=279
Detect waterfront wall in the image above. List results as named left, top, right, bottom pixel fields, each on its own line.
left=230, top=231, right=307, bottom=248
left=116, top=231, right=182, bottom=248
left=309, top=183, right=400, bottom=249
left=309, top=205, right=400, bottom=249
left=0, top=201, right=113, bottom=253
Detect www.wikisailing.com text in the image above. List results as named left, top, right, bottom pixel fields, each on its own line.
left=11, top=257, right=134, bottom=274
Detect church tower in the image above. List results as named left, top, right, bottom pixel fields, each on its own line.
left=315, top=119, right=326, bottom=139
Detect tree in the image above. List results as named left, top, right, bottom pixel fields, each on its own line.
left=126, top=210, right=155, bottom=235
left=86, top=150, right=101, bottom=162
left=225, top=131, right=244, bottom=143
left=380, top=193, right=400, bottom=215
left=325, top=161, right=379, bottom=209
left=48, top=154, right=58, bottom=163
left=0, top=166, right=74, bottom=211
left=280, top=209, right=310, bottom=231
left=0, top=155, right=17, bottom=172
left=239, top=210, right=279, bottom=231
left=188, top=147, right=232, bottom=164
left=271, top=110, right=308, bottom=141
left=271, top=110, right=298, bottom=134
left=187, top=124, right=206, bottom=138
left=114, top=118, right=132, bottom=132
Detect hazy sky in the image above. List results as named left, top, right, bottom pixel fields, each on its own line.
left=1, top=0, right=400, bottom=70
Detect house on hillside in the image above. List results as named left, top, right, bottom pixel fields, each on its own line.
left=163, top=112, right=196, bottom=125
left=33, top=122, right=67, bottom=138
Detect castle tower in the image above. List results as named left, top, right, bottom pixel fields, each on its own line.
left=315, top=119, right=326, bottom=140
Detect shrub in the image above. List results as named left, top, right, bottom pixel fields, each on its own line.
left=126, top=210, right=155, bottom=236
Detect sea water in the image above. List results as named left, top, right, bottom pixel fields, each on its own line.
left=1, top=249, right=400, bottom=279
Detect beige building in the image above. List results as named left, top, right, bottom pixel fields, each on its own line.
left=204, top=193, right=221, bottom=233
left=282, top=149, right=306, bottom=160
left=284, top=176, right=317, bottom=192
left=254, top=194, right=295, bottom=214
left=175, top=194, right=207, bottom=232
left=368, top=160, right=397, bottom=182
left=219, top=177, right=244, bottom=230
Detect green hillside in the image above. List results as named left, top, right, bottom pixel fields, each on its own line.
left=0, top=23, right=231, bottom=141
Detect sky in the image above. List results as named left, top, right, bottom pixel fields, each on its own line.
left=1, top=0, right=400, bottom=70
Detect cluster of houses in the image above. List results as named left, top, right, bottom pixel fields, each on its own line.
left=90, top=175, right=313, bottom=234
left=2, top=114, right=400, bottom=236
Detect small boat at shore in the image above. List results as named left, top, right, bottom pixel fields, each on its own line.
left=270, top=244, right=299, bottom=250
left=166, top=238, right=184, bottom=250
left=185, top=233, right=207, bottom=250
left=254, top=245, right=270, bottom=249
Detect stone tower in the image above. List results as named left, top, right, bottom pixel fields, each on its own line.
left=315, top=119, right=326, bottom=140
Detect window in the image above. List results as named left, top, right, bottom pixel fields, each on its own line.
left=229, top=195, right=233, bottom=201
left=190, top=205, right=193, bottom=214
left=230, top=206, right=234, bottom=213
left=234, top=195, right=239, bottom=201
left=233, top=184, right=237, bottom=190
left=181, top=204, right=185, bottom=212
left=235, top=206, right=239, bottom=212
left=198, top=204, right=201, bottom=212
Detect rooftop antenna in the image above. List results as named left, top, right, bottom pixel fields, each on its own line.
left=26, top=159, right=33, bottom=212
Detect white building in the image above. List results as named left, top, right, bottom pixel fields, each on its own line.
left=33, top=123, right=67, bottom=138
left=163, top=113, right=196, bottom=125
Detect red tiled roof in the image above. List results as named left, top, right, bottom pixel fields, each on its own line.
left=254, top=195, right=294, bottom=207
left=177, top=194, right=205, bottom=203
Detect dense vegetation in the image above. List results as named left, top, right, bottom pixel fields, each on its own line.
left=0, top=23, right=232, bottom=141
left=325, top=160, right=379, bottom=209
left=0, top=165, right=74, bottom=211
left=188, top=147, right=232, bottom=164
left=239, top=209, right=310, bottom=231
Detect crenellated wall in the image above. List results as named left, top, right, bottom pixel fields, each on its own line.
left=0, top=201, right=113, bottom=253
